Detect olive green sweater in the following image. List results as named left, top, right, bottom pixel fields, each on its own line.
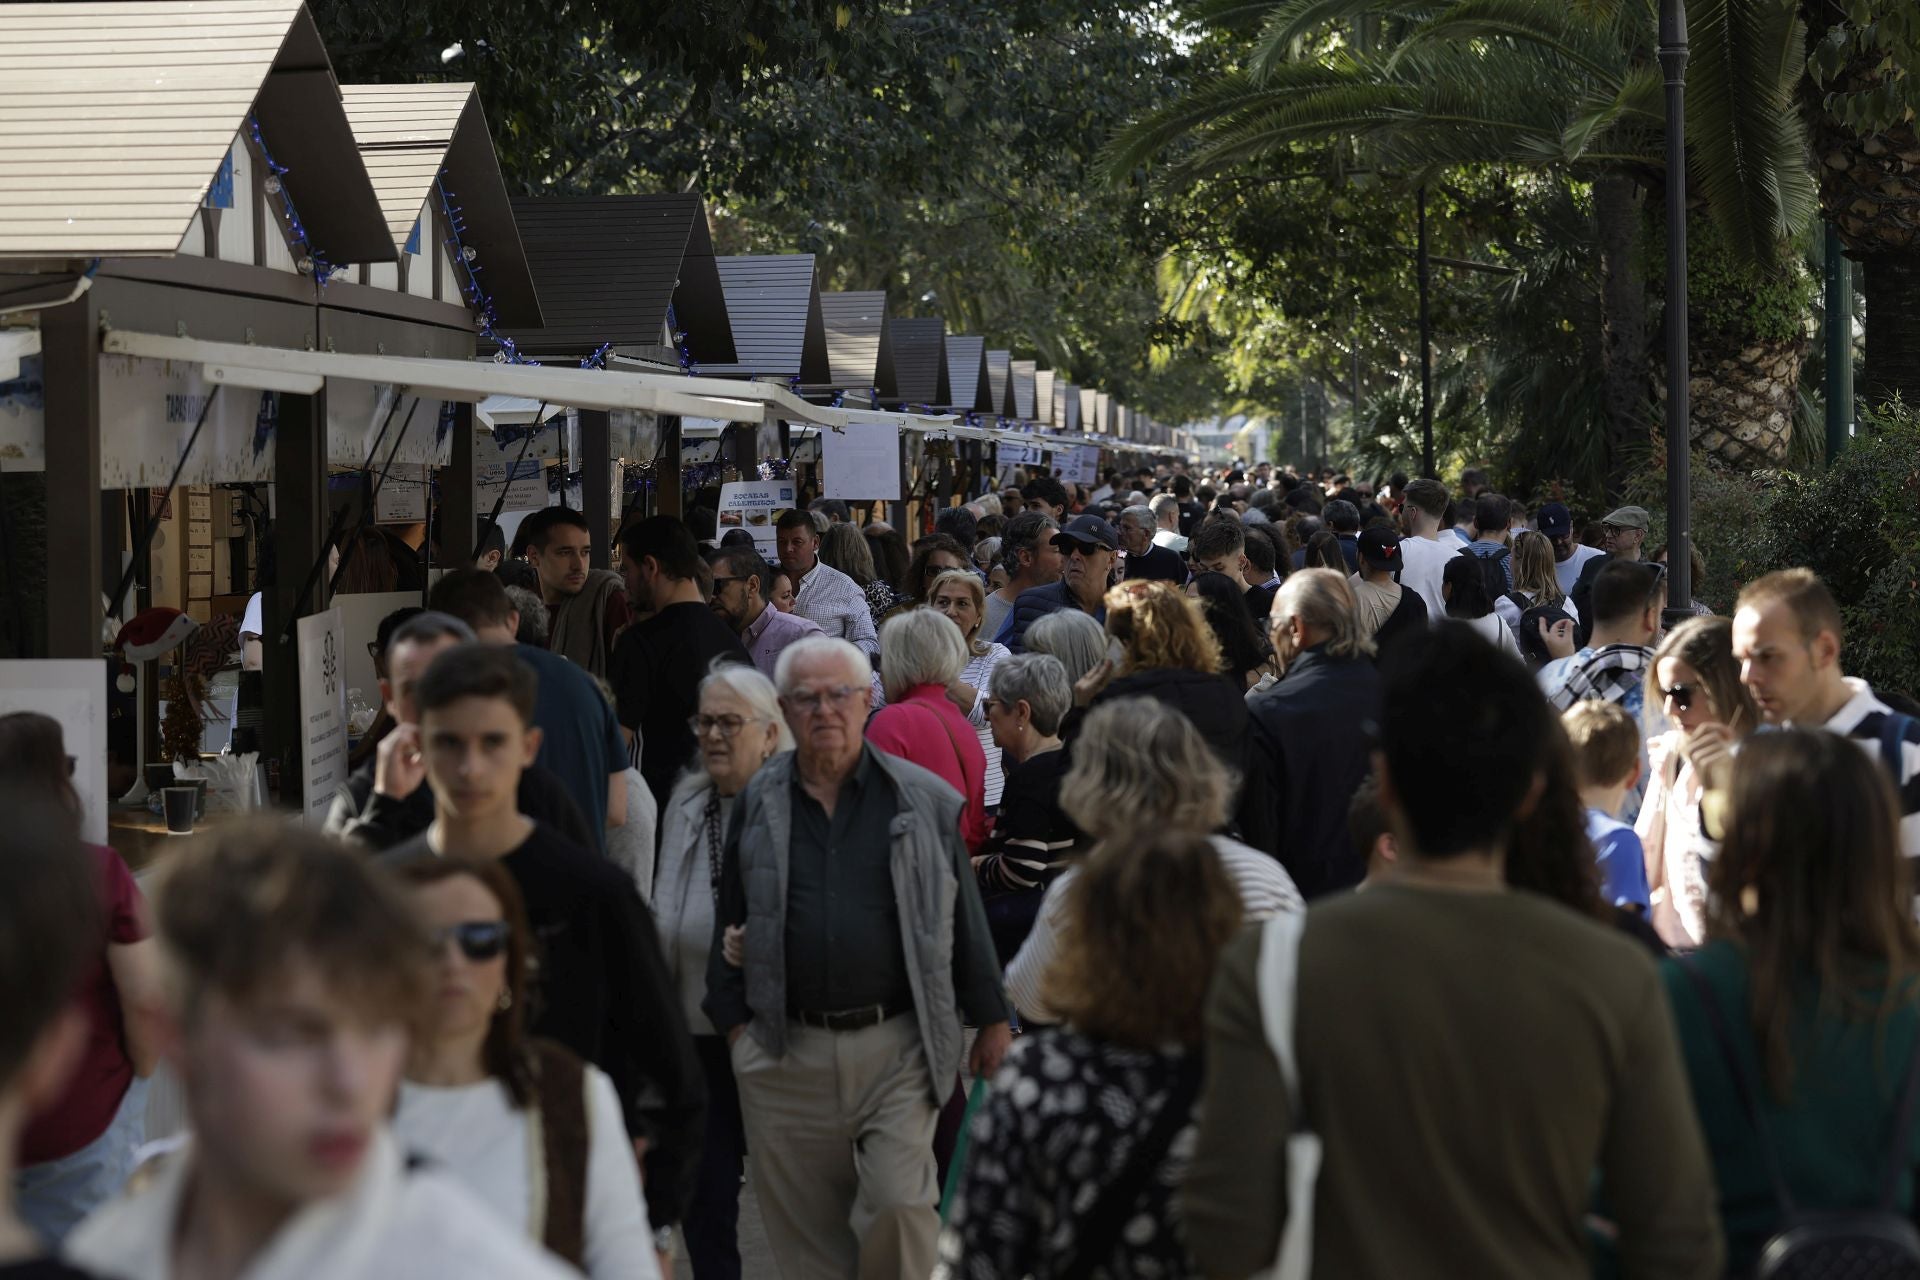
left=1182, top=883, right=1723, bottom=1280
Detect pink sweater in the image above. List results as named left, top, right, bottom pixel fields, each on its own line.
left=867, top=683, right=991, bottom=852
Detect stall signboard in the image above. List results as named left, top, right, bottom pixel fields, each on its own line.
left=997, top=442, right=1047, bottom=467
left=374, top=465, right=429, bottom=523
left=327, top=381, right=452, bottom=469
left=477, top=459, right=547, bottom=514
left=718, top=479, right=797, bottom=557
left=296, top=608, right=349, bottom=826
left=821, top=420, right=901, bottom=500
left=0, top=660, right=106, bottom=844
left=98, top=357, right=279, bottom=488
left=1052, top=446, right=1100, bottom=485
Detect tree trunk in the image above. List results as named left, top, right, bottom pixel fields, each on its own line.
left=1593, top=171, right=1649, bottom=499
left=1678, top=333, right=1807, bottom=469
left=1861, top=245, right=1920, bottom=410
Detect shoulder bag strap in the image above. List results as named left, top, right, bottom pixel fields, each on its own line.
left=532, top=1040, right=590, bottom=1269
left=912, top=698, right=973, bottom=787
left=1674, top=956, right=1798, bottom=1216
left=1053, top=1053, right=1205, bottom=1280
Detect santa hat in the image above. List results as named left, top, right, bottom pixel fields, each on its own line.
left=113, top=607, right=200, bottom=693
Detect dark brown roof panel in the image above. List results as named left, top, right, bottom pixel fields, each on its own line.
left=701, top=253, right=827, bottom=382
left=944, top=335, right=988, bottom=413
left=878, top=316, right=947, bottom=406
left=1011, top=360, right=1037, bottom=419
left=985, top=349, right=1012, bottom=416
left=820, top=290, right=885, bottom=388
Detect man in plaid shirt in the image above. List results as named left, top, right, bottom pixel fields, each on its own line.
left=1539, top=560, right=1667, bottom=822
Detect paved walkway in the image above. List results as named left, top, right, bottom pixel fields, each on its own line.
left=672, top=1175, right=777, bottom=1278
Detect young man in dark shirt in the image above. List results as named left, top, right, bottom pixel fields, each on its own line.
left=383, top=643, right=705, bottom=1242
left=322, top=611, right=591, bottom=852
left=608, top=516, right=750, bottom=811
left=0, top=798, right=112, bottom=1280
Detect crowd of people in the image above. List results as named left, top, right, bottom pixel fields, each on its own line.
left=6, top=457, right=1920, bottom=1280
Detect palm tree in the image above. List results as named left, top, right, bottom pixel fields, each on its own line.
left=1801, top=2, right=1920, bottom=407
left=1113, top=0, right=1817, bottom=474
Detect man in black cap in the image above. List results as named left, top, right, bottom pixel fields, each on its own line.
left=1351, top=526, right=1428, bottom=661
left=997, top=514, right=1118, bottom=652
left=1539, top=501, right=1603, bottom=597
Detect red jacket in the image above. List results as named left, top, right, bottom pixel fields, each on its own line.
left=867, top=683, right=992, bottom=852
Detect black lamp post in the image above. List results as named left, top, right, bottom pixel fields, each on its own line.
left=1660, top=0, right=1692, bottom=626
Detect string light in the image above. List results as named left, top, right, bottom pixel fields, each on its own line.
left=248, top=116, right=331, bottom=284
left=436, top=175, right=538, bottom=366
left=665, top=303, right=698, bottom=376
left=757, top=457, right=793, bottom=481
left=580, top=343, right=612, bottom=370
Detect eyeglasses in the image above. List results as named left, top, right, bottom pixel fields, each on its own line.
left=689, top=713, right=750, bottom=738
left=784, top=684, right=864, bottom=713
left=431, top=921, right=509, bottom=963
left=1662, top=682, right=1697, bottom=712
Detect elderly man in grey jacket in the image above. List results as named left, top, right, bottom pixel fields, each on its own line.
left=705, top=636, right=1011, bottom=1280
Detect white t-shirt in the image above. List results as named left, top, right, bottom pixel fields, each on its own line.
left=1554, top=544, right=1605, bottom=596
left=1457, top=611, right=1522, bottom=658
left=1396, top=534, right=1459, bottom=623
left=393, top=1068, right=661, bottom=1280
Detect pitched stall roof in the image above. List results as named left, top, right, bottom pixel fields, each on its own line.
left=820, top=290, right=886, bottom=390
left=700, top=254, right=829, bottom=383
left=1063, top=384, right=1082, bottom=432
left=1094, top=391, right=1111, bottom=436
left=338, top=83, right=539, bottom=325
left=877, top=317, right=948, bottom=407
left=1079, top=388, right=1098, bottom=435
left=985, top=349, right=1012, bottom=417
left=0, top=0, right=392, bottom=264
left=1034, top=369, right=1056, bottom=425
left=944, top=335, right=991, bottom=414
left=498, top=194, right=734, bottom=361
left=1011, top=360, right=1037, bottom=419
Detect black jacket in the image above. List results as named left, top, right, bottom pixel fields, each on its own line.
left=1086, top=667, right=1273, bottom=852
left=1245, top=647, right=1381, bottom=898
left=999, top=580, right=1106, bottom=652
left=322, top=758, right=593, bottom=853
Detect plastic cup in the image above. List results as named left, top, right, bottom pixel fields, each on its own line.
left=162, top=786, right=198, bottom=835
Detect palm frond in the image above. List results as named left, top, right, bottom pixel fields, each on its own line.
left=1390, top=0, right=1627, bottom=84
left=1685, top=0, right=1818, bottom=264
left=1247, top=0, right=1437, bottom=76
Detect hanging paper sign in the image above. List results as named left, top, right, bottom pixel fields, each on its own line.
left=98, top=357, right=279, bottom=488
left=326, top=380, right=451, bottom=469
left=477, top=458, right=547, bottom=514
left=296, top=607, right=348, bottom=826
left=821, top=420, right=901, bottom=501
left=997, top=442, right=1047, bottom=467
left=610, top=409, right=661, bottom=461
left=375, top=464, right=429, bottom=523
left=718, top=479, right=797, bottom=557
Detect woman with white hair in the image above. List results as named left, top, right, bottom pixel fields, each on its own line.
left=975, top=654, right=1082, bottom=962
left=1004, top=697, right=1302, bottom=1024
left=868, top=607, right=991, bottom=851
left=927, top=569, right=1012, bottom=809
left=652, top=662, right=792, bottom=1277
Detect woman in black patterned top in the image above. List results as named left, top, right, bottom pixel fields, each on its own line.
left=974, top=654, right=1083, bottom=964
left=937, top=832, right=1242, bottom=1280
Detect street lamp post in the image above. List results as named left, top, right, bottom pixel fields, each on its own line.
left=1659, top=0, right=1692, bottom=626
left=1416, top=185, right=1435, bottom=479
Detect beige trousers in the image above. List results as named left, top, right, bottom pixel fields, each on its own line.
left=731, top=1015, right=939, bottom=1280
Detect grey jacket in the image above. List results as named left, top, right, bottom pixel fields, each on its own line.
left=703, top=747, right=1009, bottom=1098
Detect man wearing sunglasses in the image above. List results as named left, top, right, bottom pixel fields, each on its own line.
left=705, top=545, right=823, bottom=680
left=386, top=644, right=706, bottom=1247
left=997, top=514, right=1118, bottom=652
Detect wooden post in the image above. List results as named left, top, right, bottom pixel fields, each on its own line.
left=263, top=388, right=326, bottom=812
left=889, top=431, right=911, bottom=531
left=42, top=294, right=103, bottom=659
left=579, top=408, right=612, bottom=569
left=440, top=401, right=477, bottom=565
left=657, top=416, right=684, bottom=518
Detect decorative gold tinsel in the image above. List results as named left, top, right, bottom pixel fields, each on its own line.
left=160, top=671, right=207, bottom=763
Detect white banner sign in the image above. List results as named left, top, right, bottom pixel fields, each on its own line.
left=821, top=421, right=901, bottom=501
left=98, top=356, right=280, bottom=488
left=1052, top=445, right=1100, bottom=485
left=326, top=381, right=452, bottom=469
left=296, top=608, right=348, bottom=826
left=375, top=464, right=429, bottom=524
left=0, top=659, right=107, bottom=844
left=997, top=442, right=1047, bottom=467
left=477, top=459, right=548, bottom=515
left=718, top=479, right=798, bottom=557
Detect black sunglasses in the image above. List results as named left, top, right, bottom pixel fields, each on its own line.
left=1058, top=540, right=1109, bottom=558
left=1662, top=682, right=1697, bottom=712
left=432, top=921, right=510, bottom=963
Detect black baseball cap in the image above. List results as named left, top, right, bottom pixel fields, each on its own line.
left=1537, top=502, right=1572, bottom=539
left=1051, top=514, right=1119, bottom=552
left=1358, top=526, right=1402, bottom=569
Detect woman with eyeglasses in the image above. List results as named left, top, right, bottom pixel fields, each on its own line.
left=391, top=856, right=662, bottom=1280
left=927, top=569, right=1012, bottom=810
left=650, top=663, right=791, bottom=1278
left=1637, top=616, right=1761, bottom=948
left=1, top=712, right=163, bottom=1245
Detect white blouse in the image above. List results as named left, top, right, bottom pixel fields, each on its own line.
left=393, top=1067, right=661, bottom=1280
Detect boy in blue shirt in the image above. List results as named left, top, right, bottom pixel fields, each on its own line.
left=1564, top=701, right=1651, bottom=912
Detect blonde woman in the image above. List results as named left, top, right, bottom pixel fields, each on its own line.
left=1004, top=697, right=1301, bottom=1024
left=927, top=569, right=1012, bottom=808
left=1495, top=530, right=1579, bottom=641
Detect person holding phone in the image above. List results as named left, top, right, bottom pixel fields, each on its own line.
left=1637, top=617, right=1760, bottom=948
